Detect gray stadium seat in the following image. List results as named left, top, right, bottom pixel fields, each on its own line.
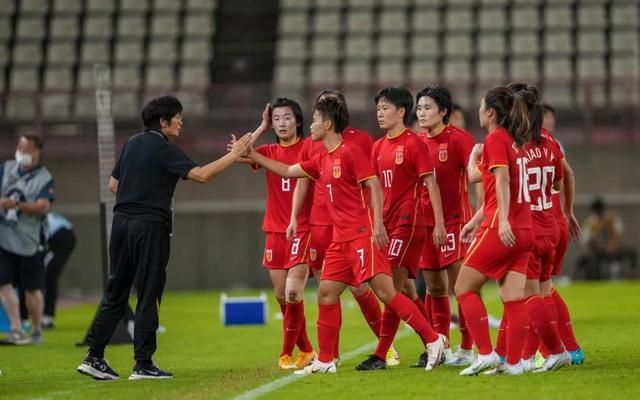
left=313, top=10, right=341, bottom=34
left=376, top=60, right=404, bottom=83
left=382, top=0, right=411, bottom=6
left=281, top=0, right=312, bottom=8
left=312, top=36, right=340, bottom=60
left=611, top=56, right=638, bottom=79
left=611, top=31, right=639, bottom=53
left=578, top=31, right=605, bottom=55
left=410, top=60, right=438, bottom=83
left=21, top=0, right=49, bottom=14
left=146, top=65, right=175, bottom=89
left=50, top=16, right=79, bottom=39
left=118, top=15, right=147, bottom=38
left=411, top=34, right=439, bottom=57
left=44, top=66, right=73, bottom=90
left=510, top=58, right=538, bottom=80
left=310, top=63, right=338, bottom=84
left=86, top=0, right=114, bottom=14
left=347, top=10, right=374, bottom=33
left=276, top=37, right=306, bottom=60
left=478, top=8, right=506, bottom=31
left=0, top=15, right=11, bottom=40
left=545, top=5, right=573, bottom=29
left=578, top=4, right=606, bottom=28
left=380, top=10, right=407, bottom=33
left=317, top=0, right=343, bottom=9
left=42, top=94, right=72, bottom=119
left=115, top=40, right=144, bottom=63
left=16, top=16, right=46, bottom=40
left=182, top=39, right=213, bottom=63
left=84, top=15, right=113, bottom=38
left=148, top=40, right=177, bottom=63
left=577, top=57, right=606, bottom=80
left=348, top=0, right=376, bottom=7
left=543, top=57, right=572, bottom=80
left=478, top=33, right=505, bottom=56
left=343, top=61, right=371, bottom=84
left=74, top=93, right=97, bottom=118
left=47, top=41, right=76, bottom=64
left=477, top=58, right=504, bottom=82
left=10, top=67, right=39, bottom=91
left=81, top=40, right=110, bottom=64
left=151, top=14, right=180, bottom=37
left=412, top=9, right=441, bottom=32
left=543, top=84, right=572, bottom=107
left=120, top=0, right=148, bottom=12
left=345, top=36, right=373, bottom=59
left=175, top=92, right=208, bottom=115
left=5, top=95, right=36, bottom=120
left=77, top=65, right=97, bottom=89
left=53, top=0, right=82, bottom=14
left=377, top=35, right=406, bottom=58
left=187, top=0, right=217, bottom=11
left=544, top=31, right=572, bottom=54
left=443, top=59, right=471, bottom=82
left=185, top=14, right=215, bottom=37
left=611, top=3, right=638, bottom=27
left=445, top=34, right=472, bottom=56
left=511, top=32, right=539, bottom=56
left=13, top=41, right=43, bottom=64
left=279, top=12, right=308, bottom=35
left=113, top=64, right=141, bottom=89
left=576, top=82, right=606, bottom=107
left=155, top=0, right=183, bottom=11
left=511, top=7, right=538, bottom=30
left=274, top=64, right=304, bottom=86
left=446, top=9, right=473, bottom=32
left=112, top=92, right=139, bottom=118
left=180, top=64, right=211, bottom=87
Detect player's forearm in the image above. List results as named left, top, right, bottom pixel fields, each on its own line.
left=109, top=177, right=118, bottom=194
left=425, top=175, right=445, bottom=226
left=467, top=153, right=482, bottom=183
left=249, top=151, right=301, bottom=178
left=17, top=200, right=50, bottom=215
left=470, top=206, right=485, bottom=225
left=366, top=178, right=385, bottom=225
left=474, top=182, right=484, bottom=211
left=494, top=168, right=511, bottom=223
left=189, top=152, right=238, bottom=183
left=290, top=178, right=309, bottom=221
left=562, top=159, right=576, bottom=215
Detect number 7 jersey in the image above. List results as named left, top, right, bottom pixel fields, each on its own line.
left=252, top=139, right=311, bottom=233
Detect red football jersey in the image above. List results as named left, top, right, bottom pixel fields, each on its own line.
left=252, top=139, right=311, bottom=233
left=372, top=129, right=433, bottom=229
left=478, top=127, right=532, bottom=229
left=542, top=130, right=568, bottom=224
left=299, top=127, right=373, bottom=226
left=299, top=140, right=376, bottom=242
left=524, top=132, right=564, bottom=237
left=419, top=125, right=476, bottom=226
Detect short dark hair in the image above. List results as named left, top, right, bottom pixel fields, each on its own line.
left=316, top=89, right=346, bottom=104
left=270, top=97, right=305, bottom=138
left=21, top=134, right=44, bottom=150
left=542, top=103, right=556, bottom=116
left=141, top=96, right=182, bottom=130
left=374, top=86, right=414, bottom=124
left=415, top=85, right=453, bottom=124
left=315, top=96, right=349, bottom=133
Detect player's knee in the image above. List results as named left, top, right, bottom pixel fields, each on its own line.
left=427, top=281, right=447, bottom=297
left=275, top=295, right=286, bottom=305
left=286, top=288, right=301, bottom=302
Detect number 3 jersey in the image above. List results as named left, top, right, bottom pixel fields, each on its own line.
left=523, top=131, right=564, bottom=237
left=478, top=126, right=532, bottom=229
left=371, top=129, right=434, bottom=229
left=252, top=139, right=311, bottom=233
left=299, top=140, right=376, bottom=242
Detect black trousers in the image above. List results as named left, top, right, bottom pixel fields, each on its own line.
left=86, top=214, right=170, bottom=362
left=44, top=228, right=76, bottom=317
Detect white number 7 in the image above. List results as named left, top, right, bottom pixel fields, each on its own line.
left=326, top=184, right=333, bottom=202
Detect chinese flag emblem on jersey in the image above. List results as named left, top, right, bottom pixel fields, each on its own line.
left=439, top=143, right=448, bottom=162
left=332, top=158, right=341, bottom=178
left=309, top=248, right=317, bottom=261
left=395, top=146, right=404, bottom=164
left=265, top=249, right=273, bottom=262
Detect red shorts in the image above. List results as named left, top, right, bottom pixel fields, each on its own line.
left=527, top=235, right=557, bottom=281
left=420, top=223, right=468, bottom=270
left=386, top=224, right=425, bottom=278
left=463, top=227, right=534, bottom=280
left=263, top=231, right=312, bottom=271
left=308, top=224, right=333, bottom=271
left=321, top=236, right=392, bottom=287
left=552, top=222, right=569, bottom=276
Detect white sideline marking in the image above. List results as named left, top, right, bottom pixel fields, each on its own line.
left=232, top=330, right=412, bottom=400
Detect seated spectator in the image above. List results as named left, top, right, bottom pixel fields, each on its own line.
left=576, top=198, right=637, bottom=279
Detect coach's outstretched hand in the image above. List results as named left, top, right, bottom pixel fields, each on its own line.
left=229, top=132, right=253, bottom=157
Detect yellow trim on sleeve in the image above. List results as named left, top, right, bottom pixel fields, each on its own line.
left=298, top=164, right=317, bottom=181
left=357, top=175, right=376, bottom=183
left=488, top=164, right=508, bottom=171
left=418, top=170, right=434, bottom=178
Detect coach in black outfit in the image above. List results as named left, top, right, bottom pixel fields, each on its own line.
left=77, top=96, right=253, bottom=381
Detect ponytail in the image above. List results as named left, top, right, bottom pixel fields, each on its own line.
left=509, top=92, right=533, bottom=147
left=507, top=82, right=544, bottom=144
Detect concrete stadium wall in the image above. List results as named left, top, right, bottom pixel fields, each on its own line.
left=4, top=145, right=638, bottom=295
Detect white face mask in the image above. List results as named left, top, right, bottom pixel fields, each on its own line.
left=15, top=151, right=33, bottom=167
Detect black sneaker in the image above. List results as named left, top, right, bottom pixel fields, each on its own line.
left=410, top=352, right=429, bottom=368
left=77, top=354, right=119, bottom=380
left=129, top=363, right=173, bottom=380
left=355, top=355, right=387, bottom=371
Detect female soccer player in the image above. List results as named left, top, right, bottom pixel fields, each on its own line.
left=355, top=86, right=447, bottom=371
left=248, top=96, right=447, bottom=374
left=454, top=86, right=536, bottom=376
left=414, top=86, right=477, bottom=366
left=287, top=90, right=399, bottom=366
left=239, top=98, right=316, bottom=370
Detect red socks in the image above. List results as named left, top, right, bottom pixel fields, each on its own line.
left=522, top=323, right=540, bottom=360
left=551, top=288, right=579, bottom=351
left=281, top=301, right=307, bottom=356
left=317, top=302, right=341, bottom=363
left=413, top=297, right=431, bottom=324
left=495, top=311, right=508, bottom=358
left=504, top=299, right=529, bottom=365
left=334, top=303, right=343, bottom=359
left=424, top=293, right=434, bottom=325
left=388, top=293, right=439, bottom=344
left=457, top=291, right=492, bottom=355
left=295, top=303, right=314, bottom=353
left=373, top=305, right=401, bottom=360
left=431, top=295, right=451, bottom=339
left=458, top=303, right=473, bottom=350
left=354, top=289, right=383, bottom=338
left=525, top=295, right=563, bottom=355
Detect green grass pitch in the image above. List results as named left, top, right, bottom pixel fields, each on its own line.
left=1, top=281, right=638, bottom=400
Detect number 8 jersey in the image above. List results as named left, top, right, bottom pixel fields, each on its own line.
left=252, top=139, right=311, bottom=233
left=478, top=126, right=532, bottom=229
left=522, top=131, right=564, bottom=236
